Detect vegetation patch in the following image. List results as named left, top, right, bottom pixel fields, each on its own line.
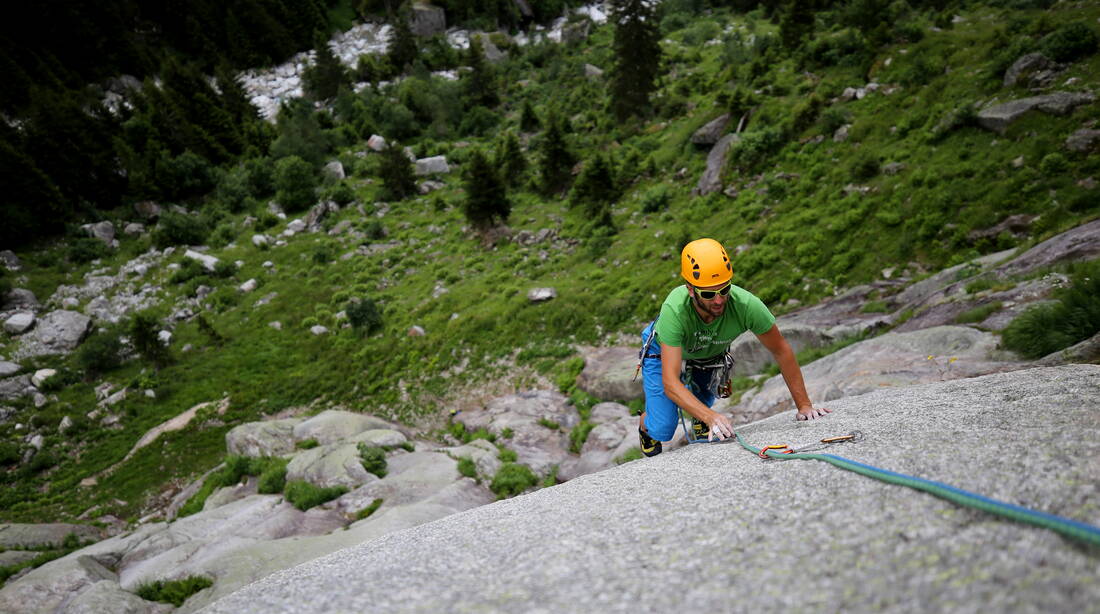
left=283, top=480, right=348, bottom=511
left=134, top=576, right=214, bottom=607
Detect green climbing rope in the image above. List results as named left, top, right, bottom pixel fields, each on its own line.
left=735, top=432, right=1100, bottom=547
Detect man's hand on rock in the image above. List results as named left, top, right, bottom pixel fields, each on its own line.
left=707, top=413, right=735, bottom=441
left=796, top=406, right=831, bottom=421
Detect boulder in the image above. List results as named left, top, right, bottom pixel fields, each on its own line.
left=286, top=443, right=377, bottom=489
left=82, top=221, right=116, bottom=245
left=410, top=3, right=446, bottom=37
left=1002, top=52, right=1058, bottom=87
left=226, top=418, right=302, bottom=457
left=454, top=390, right=580, bottom=476
left=474, top=33, right=506, bottom=62
left=0, top=374, right=31, bottom=401
left=562, top=19, right=591, bottom=44
left=693, top=133, right=737, bottom=196
left=184, top=249, right=220, bottom=272
left=729, top=324, right=835, bottom=376
left=322, top=160, right=345, bottom=181
left=584, top=63, right=604, bottom=78
left=0, top=523, right=103, bottom=548
left=367, top=135, right=387, bottom=152
left=738, top=326, right=1021, bottom=420
left=1066, top=129, right=1100, bottom=153
left=64, top=579, right=174, bottom=614
left=977, top=92, right=1096, bottom=133
left=27, top=310, right=92, bottom=354
left=575, top=346, right=643, bottom=401
left=349, top=429, right=407, bottom=448
left=690, top=114, right=731, bottom=146
left=0, top=362, right=19, bottom=377
left=0, top=250, right=21, bottom=271
left=31, top=368, right=56, bottom=389
left=526, top=287, right=557, bottom=302
left=993, top=218, right=1100, bottom=279
left=0, top=555, right=118, bottom=613
left=310, top=325, right=329, bottom=335
left=414, top=155, right=450, bottom=176
left=3, top=288, right=39, bottom=310
left=292, top=410, right=404, bottom=445
left=133, top=201, right=162, bottom=219
left=123, top=223, right=145, bottom=236
left=446, top=439, right=502, bottom=482
left=3, top=312, right=35, bottom=335
left=240, top=279, right=258, bottom=293
left=252, top=234, right=270, bottom=247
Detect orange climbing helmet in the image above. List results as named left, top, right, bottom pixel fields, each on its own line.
left=680, top=238, right=732, bottom=286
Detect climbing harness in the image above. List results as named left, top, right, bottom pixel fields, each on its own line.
left=735, top=432, right=1100, bottom=548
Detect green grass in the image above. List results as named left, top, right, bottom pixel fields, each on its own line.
left=355, top=498, right=384, bottom=520
left=283, top=481, right=348, bottom=511
left=1002, top=260, right=1100, bottom=358
left=456, top=457, right=477, bottom=479
left=955, top=301, right=1004, bottom=324
left=489, top=463, right=538, bottom=499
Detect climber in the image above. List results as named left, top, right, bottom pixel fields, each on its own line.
left=638, top=238, right=829, bottom=457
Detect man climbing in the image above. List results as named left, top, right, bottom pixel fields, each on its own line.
left=638, top=238, right=829, bottom=457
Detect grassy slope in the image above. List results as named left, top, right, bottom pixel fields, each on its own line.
left=2, top=3, right=1098, bottom=523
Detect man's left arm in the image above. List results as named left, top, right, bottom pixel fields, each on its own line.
left=755, top=325, right=831, bottom=420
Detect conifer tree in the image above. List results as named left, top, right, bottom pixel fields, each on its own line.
left=379, top=143, right=417, bottom=201
left=570, top=153, right=618, bottom=229
left=387, top=7, right=419, bottom=75
left=537, top=111, right=575, bottom=195
left=495, top=131, right=527, bottom=188
left=609, top=0, right=662, bottom=121
left=463, top=36, right=499, bottom=109
left=780, top=1, right=815, bottom=51
left=462, top=149, right=510, bottom=230
left=303, top=33, right=351, bottom=101
left=519, top=99, right=540, bottom=132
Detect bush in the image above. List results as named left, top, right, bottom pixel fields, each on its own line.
left=0, top=442, right=21, bottom=466
left=1040, top=23, right=1099, bottom=63
left=346, top=297, right=383, bottom=333
left=956, top=301, right=1003, bottom=324
left=1039, top=153, right=1069, bottom=175
left=153, top=212, right=209, bottom=248
left=283, top=480, right=348, bottom=511
left=257, top=459, right=289, bottom=494
left=497, top=446, right=517, bottom=462
left=489, top=463, right=538, bottom=498
left=1002, top=261, right=1100, bottom=358
left=216, top=166, right=252, bottom=212
left=569, top=421, right=595, bottom=454
left=134, top=576, right=214, bottom=607
left=457, top=457, right=477, bottom=479
left=67, top=238, right=107, bottom=264
left=76, top=329, right=124, bottom=375
left=358, top=443, right=387, bottom=478
left=274, top=156, right=319, bottom=211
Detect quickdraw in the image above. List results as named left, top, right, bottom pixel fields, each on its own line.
left=756, top=430, right=864, bottom=459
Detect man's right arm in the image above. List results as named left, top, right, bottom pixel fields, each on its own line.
left=659, top=343, right=734, bottom=440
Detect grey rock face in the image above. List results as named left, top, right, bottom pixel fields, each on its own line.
left=198, top=366, right=1100, bottom=614
left=292, top=410, right=404, bottom=446
left=995, top=217, right=1100, bottom=279
left=694, top=133, right=737, bottom=196
left=286, top=443, right=377, bottom=489
left=0, top=523, right=103, bottom=548
left=0, top=250, right=21, bottom=271
left=557, top=402, right=636, bottom=481
left=690, top=114, right=731, bottom=146
left=740, top=325, right=1019, bottom=419
left=17, top=310, right=92, bottom=357
left=82, top=221, right=116, bottom=244
left=729, top=323, right=834, bottom=376
left=455, top=390, right=580, bottom=476
left=0, top=555, right=118, bottom=613
left=575, top=346, right=643, bottom=401
left=584, top=63, right=603, bottom=78
left=978, top=92, right=1097, bottom=133
left=184, top=249, right=220, bottom=272
left=3, top=312, right=35, bottom=334
left=0, top=362, right=19, bottom=377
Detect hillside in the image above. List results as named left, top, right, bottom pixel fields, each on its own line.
left=0, top=0, right=1098, bottom=554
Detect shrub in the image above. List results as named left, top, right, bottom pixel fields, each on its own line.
left=130, top=311, right=171, bottom=368
left=356, top=498, right=384, bottom=520
left=296, top=439, right=320, bottom=450
left=569, top=421, right=595, bottom=454
left=497, top=446, right=517, bottom=463
left=489, top=463, right=538, bottom=498
left=216, top=166, right=252, bottom=212
left=257, top=460, right=288, bottom=494
left=1039, top=23, right=1099, bottom=63
left=153, top=212, right=208, bottom=248
left=849, top=154, right=880, bottom=181
left=956, top=301, right=1003, bottom=324
left=358, top=443, right=387, bottom=478
left=324, top=181, right=355, bottom=205
left=346, top=297, right=383, bottom=333
left=1039, top=153, right=1069, bottom=175
left=459, top=105, right=500, bottom=137
left=134, top=576, right=214, bottom=607
left=0, top=442, right=21, bottom=466
left=283, top=480, right=348, bottom=511
left=1001, top=261, right=1100, bottom=358
left=67, top=238, right=107, bottom=264
left=274, top=156, right=318, bottom=211
left=76, top=329, right=123, bottom=375
left=536, top=417, right=560, bottom=430
left=457, top=457, right=477, bottom=479
left=378, top=143, right=417, bottom=201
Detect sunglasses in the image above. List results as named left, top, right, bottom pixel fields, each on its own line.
left=694, top=283, right=731, bottom=300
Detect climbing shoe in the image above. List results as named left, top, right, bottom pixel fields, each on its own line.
left=691, top=418, right=709, bottom=441
left=638, top=427, right=662, bottom=457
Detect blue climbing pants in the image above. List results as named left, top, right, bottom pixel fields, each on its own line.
left=640, top=321, right=716, bottom=442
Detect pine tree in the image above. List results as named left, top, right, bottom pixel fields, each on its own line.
left=463, top=36, right=499, bottom=108
left=387, top=7, right=419, bottom=75
left=570, top=153, right=618, bottom=229
left=462, top=149, right=510, bottom=230
left=519, top=99, right=540, bottom=132
left=779, top=1, right=815, bottom=51
left=537, top=111, right=575, bottom=195
left=303, top=33, right=351, bottom=101
left=495, top=131, right=527, bottom=188
left=609, top=0, right=662, bottom=121
left=379, top=142, right=417, bottom=201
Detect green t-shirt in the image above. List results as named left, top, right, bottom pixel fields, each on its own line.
left=653, top=285, right=775, bottom=359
